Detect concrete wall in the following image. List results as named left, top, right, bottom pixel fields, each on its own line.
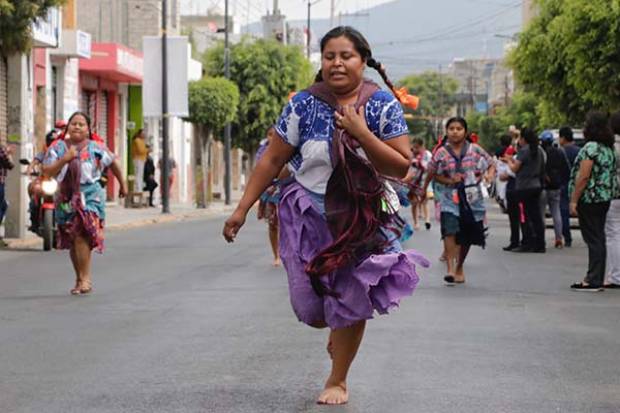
left=77, top=0, right=180, bottom=50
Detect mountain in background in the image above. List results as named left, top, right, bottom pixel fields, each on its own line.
left=244, top=0, right=522, bottom=80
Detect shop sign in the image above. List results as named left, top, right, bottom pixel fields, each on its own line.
left=117, top=48, right=143, bottom=78
left=33, top=7, right=61, bottom=48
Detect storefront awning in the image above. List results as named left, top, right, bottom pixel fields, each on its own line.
left=79, top=43, right=143, bottom=83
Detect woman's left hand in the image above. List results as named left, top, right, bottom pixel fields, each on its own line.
left=335, top=105, right=369, bottom=139
left=118, top=183, right=128, bottom=198
left=570, top=201, right=578, bottom=217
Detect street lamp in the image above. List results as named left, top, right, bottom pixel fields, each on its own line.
left=161, top=0, right=170, bottom=213
left=305, top=0, right=324, bottom=59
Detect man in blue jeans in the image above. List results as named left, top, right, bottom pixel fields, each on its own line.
left=0, top=139, right=15, bottom=229
left=559, top=127, right=580, bottom=247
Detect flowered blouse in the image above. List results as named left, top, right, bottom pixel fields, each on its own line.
left=44, top=139, right=115, bottom=185
left=569, top=141, right=618, bottom=204
left=429, top=142, right=493, bottom=220
left=275, top=89, right=409, bottom=194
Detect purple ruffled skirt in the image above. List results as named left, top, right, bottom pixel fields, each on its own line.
left=278, top=181, right=430, bottom=330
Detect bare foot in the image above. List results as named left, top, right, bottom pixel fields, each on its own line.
left=317, top=382, right=348, bottom=405
left=272, top=258, right=282, bottom=267
left=454, top=268, right=465, bottom=284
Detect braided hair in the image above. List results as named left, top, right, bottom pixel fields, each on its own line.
left=317, top=26, right=398, bottom=97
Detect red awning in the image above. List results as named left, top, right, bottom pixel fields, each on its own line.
left=79, top=43, right=143, bottom=83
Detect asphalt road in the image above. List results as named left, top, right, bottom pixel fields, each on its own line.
left=1, top=207, right=619, bottom=413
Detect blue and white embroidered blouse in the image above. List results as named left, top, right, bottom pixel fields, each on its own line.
left=274, top=88, right=409, bottom=194
left=44, top=139, right=115, bottom=185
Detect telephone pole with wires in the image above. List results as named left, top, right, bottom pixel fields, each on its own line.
left=224, top=0, right=232, bottom=205
left=306, top=0, right=324, bottom=59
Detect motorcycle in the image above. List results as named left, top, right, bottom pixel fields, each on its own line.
left=20, top=159, right=58, bottom=251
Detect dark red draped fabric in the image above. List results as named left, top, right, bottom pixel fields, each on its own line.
left=304, top=80, right=399, bottom=296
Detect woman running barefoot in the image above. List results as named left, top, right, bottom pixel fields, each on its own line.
left=43, top=112, right=127, bottom=294
left=255, top=128, right=284, bottom=266
left=223, top=26, right=428, bottom=405
left=404, top=137, right=433, bottom=230
left=429, top=117, right=494, bottom=285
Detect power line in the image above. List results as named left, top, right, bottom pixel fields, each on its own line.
left=373, top=1, right=521, bottom=47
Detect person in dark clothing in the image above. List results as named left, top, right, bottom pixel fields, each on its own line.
left=497, top=134, right=529, bottom=251
left=540, top=130, right=571, bottom=248
left=0, top=135, right=15, bottom=228
left=503, top=128, right=546, bottom=253
left=559, top=126, right=580, bottom=246
left=570, top=112, right=617, bottom=291
left=143, top=145, right=157, bottom=207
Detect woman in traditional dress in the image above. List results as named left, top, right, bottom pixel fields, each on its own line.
left=43, top=112, right=127, bottom=295
left=255, top=127, right=283, bottom=266
left=429, top=117, right=494, bottom=285
left=223, top=26, right=428, bottom=405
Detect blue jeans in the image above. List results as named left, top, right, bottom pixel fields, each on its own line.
left=560, top=185, right=572, bottom=244
left=0, top=182, right=7, bottom=226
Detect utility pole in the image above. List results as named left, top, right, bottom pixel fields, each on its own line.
left=161, top=0, right=170, bottom=213
left=504, top=73, right=510, bottom=106
left=224, top=0, right=232, bottom=205
left=307, top=1, right=311, bottom=59
left=330, top=0, right=335, bottom=27
left=438, top=64, right=444, bottom=140
left=306, top=0, right=324, bottom=59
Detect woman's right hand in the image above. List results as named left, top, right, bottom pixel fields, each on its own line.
left=62, top=146, right=78, bottom=163
left=223, top=208, right=247, bottom=243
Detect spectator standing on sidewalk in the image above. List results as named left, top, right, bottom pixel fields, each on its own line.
left=569, top=111, right=617, bottom=291
left=131, top=129, right=148, bottom=195
left=559, top=126, right=580, bottom=247
left=504, top=128, right=546, bottom=253
left=540, top=130, right=570, bottom=248
left=430, top=117, right=494, bottom=285
left=43, top=112, right=127, bottom=295
left=604, top=111, right=620, bottom=289
left=223, top=26, right=429, bottom=405
left=143, top=145, right=157, bottom=207
left=0, top=133, right=15, bottom=229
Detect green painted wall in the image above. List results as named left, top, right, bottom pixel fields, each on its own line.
left=127, top=85, right=143, bottom=175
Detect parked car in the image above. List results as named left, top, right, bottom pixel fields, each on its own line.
left=550, top=128, right=585, bottom=148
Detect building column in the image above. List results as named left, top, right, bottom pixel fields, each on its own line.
left=5, top=53, right=34, bottom=238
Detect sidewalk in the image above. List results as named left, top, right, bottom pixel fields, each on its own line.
left=1, top=201, right=236, bottom=250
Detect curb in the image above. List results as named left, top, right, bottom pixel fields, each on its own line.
left=1, top=204, right=236, bottom=250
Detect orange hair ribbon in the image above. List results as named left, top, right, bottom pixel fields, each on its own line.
left=394, top=87, right=420, bottom=111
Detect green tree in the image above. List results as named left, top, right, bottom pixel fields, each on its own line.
left=398, top=71, right=459, bottom=143
left=495, top=91, right=541, bottom=131
left=467, top=91, right=541, bottom=153
left=203, top=38, right=313, bottom=155
left=186, top=77, right=239, bottom=207
left=511, top=0, right=620, bottom=124
left=0, top=0, right=65, bottom=54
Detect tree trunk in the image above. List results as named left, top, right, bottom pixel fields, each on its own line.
left=206, top=131, right=213, bottom=204
left=195, top=124, right=210, bottom=209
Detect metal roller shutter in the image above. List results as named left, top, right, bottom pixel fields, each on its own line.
left=98, top=91, right=108, bottom=143
left=80, top=90, right=96, bottom=124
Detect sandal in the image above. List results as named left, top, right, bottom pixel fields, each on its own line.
left=443, top=275, right=456, bottom=286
